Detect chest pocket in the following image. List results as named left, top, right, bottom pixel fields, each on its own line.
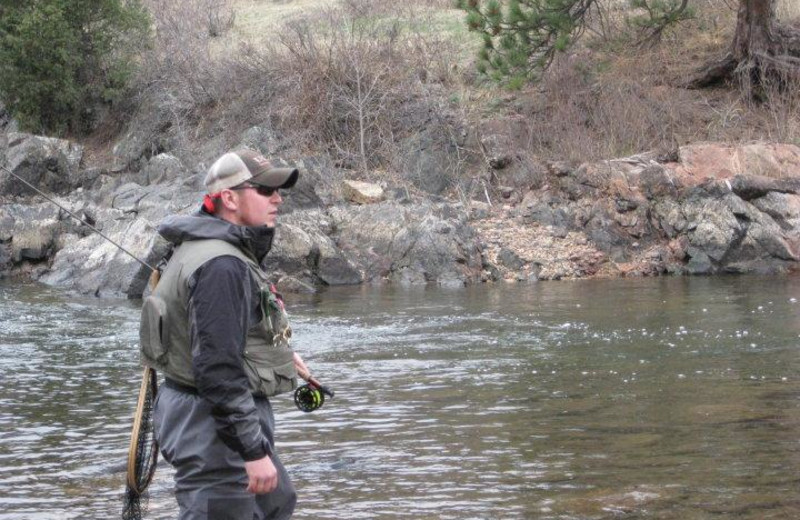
left=242, top=283, right=297, bottom=397
left=260, top=284, right=292, bottom=347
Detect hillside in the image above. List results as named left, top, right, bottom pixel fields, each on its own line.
left=73, top=0, right=794, bottom=203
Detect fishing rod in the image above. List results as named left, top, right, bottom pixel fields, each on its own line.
left=2, top=163, right=160, bottom=519
left=1, top=164, right=156, bottom=272
left=6, top=162, right=335, bottom=400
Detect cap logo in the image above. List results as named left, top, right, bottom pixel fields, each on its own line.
left=251, top=155, right=271, bottom=167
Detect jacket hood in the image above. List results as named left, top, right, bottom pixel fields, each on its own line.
left=158, top=210, right=275, bottom=263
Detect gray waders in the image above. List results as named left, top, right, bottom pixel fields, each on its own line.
left=154, top=385, right=297, bottom=520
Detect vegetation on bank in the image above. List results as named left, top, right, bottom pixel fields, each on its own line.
left=1, top=0, right=799, bottom=198
left=0, top=0, right=150, bottom=134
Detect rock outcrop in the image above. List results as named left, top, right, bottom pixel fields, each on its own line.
left=478, top=143, right=800, bottom=281
left=3, top=130, right=800, bottom=298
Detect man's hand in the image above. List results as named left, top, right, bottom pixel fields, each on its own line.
left=244, top=455, right=278, bottom=494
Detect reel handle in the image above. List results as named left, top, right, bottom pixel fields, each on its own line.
left=306, top=375, right=334, bottom=398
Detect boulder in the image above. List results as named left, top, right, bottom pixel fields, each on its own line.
left=267, top=212, right=362, bottom=286
left=1, top=132, right=84, bottom=196
left=674, top=142, right=800, bottom=181
left=342, top=180, right=385, bottom=205
left=639, top=164, right=679, bottom=199
left=0, top=203, right=63, bottom=263
left=239, top=125, right=289, bottom=157
left=142, top=153, right=184, bottom=185
left=110, top=97, right=174, bottom=173
left=38, top=215, right=160, bottom=298
left=399, top=130, right=459, bottom=195
left=274, top=158, right=325, bottom=213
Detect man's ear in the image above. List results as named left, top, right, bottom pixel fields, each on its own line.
left=219, top=189, right=238, bottom=211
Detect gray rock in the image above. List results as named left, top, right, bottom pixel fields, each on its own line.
left=684, top=197, right=742, bottom=262
left=639, top=165, right=678, bottom=199
left=399, top=130, right=458, bottom=195
left=498, top=248, right=525, bottom=270
left=342, top=180, right=385, bottom=205
left=751, top=192, right=800, bottom=230
left=686, top=247, right=713, bottom=274
left=239, top=125, right=289, bottom=157
left=2, top=132, right=84, bottom=196
left=272, top=159, right=324, bottom=213
left=0, top=203, right=64, bottom=262
left=110, top=98, right=174, bottom=173
left=318, top=256, right=363, bottom=285
left=142, top=154, right=184, bottom=185
left=38, top=216, right=160, bottom=297
left=330, top=201, right=482, bottom=285
left=275, top=275, right=316, bottom=294
left=266, top=213, right=361, bottom=286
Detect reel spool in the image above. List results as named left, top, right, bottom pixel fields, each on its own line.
left=294, top=384, right=325, bottom=412
left=294, top=377, right=334, bottom=413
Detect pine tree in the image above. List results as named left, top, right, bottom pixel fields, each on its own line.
left=0, top=0, right=150, bottom=134
left=458, top=0, right=800, bottom=96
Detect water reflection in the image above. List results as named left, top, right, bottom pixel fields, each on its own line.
left=1, top=275, right=799, bottom=519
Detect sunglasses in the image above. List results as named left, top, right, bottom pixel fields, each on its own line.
left=231, top=184, right=278, bottom=197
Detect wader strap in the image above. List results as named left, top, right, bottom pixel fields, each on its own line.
left=164, top=378, right=198, bottom=395
left=164, top=377, right=268, bottom=399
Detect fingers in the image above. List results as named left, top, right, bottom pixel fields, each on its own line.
left=247, top=472, right=278, bottom=494
left=244, top=457, right=278, bottom=494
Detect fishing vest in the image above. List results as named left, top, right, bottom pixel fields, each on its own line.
left=139, top=238, right=297, bottom=397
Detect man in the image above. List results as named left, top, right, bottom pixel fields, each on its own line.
left=140, top=149, right=310, bottom=519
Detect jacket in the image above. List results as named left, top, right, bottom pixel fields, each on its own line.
left=140, top=211, right=296, bottom=461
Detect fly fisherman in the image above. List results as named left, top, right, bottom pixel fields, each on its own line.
left=140, top=149, right=309, bottom=519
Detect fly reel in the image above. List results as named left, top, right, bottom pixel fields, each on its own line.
left=294, top=379, right=335, bottom=413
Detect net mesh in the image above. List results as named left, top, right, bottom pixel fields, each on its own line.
left=122, top=368, right=158, bottom=520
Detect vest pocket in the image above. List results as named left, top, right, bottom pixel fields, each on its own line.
left=243, top=356, right=297, bottom=397
left=139, top=295, right=169, bottom=365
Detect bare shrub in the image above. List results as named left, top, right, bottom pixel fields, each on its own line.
left=119, top=0, right=467, bottom=180
left=234, top=1, right=465, bottom=182
left=127, top=0, right=237, bottom=157
left=524, top=53, right=705, bottom=161
left=201, top=0, right=236, bottom=37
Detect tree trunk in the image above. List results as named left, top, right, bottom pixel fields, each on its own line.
left=732, top=0, right=777, bottom=61
left=731, top=0, right=777, bottom=96
left=687, top=0, right=800, bottom=94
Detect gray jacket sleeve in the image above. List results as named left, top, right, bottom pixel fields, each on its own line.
left=187, top=255, right=272, bottom=461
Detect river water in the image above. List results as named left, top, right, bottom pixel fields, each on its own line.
left=1, top=275, right=799, bottom=519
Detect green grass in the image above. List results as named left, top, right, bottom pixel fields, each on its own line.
left=230, top=0, right=335, bottom=40
left=228, top=0, right=470, bottom=46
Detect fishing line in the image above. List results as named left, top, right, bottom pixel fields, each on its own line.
left=1, top=164, right=155, bottom=271
left=5, top=164, right=334, bottom=514
left=3, top=162, right=160, bottom=519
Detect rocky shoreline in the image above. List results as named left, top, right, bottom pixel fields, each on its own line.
left=2, top=127, right=800, bottom=298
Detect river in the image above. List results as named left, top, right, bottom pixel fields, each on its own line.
left=1, top=275, right=799, bottom=519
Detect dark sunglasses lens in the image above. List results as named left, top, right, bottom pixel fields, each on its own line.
left=256, top=186, right=276, bottom=197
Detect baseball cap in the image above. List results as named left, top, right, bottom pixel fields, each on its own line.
left=204, top=149, right=299, bottom=194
